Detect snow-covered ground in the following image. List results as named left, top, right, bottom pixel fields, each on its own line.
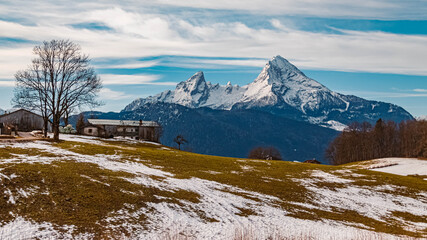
left=48, top=133, right=162, bottom=146
left=0, top=136, right=426, bottom=239
left=365, top=158, right=427, bottom=179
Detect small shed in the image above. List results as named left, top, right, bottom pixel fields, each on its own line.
left=0, top=109, right=51, bottom=134
left=83, top=119, right=161, bottom=142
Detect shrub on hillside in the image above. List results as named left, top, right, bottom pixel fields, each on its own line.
left=248, top=146, right=282, bottom=160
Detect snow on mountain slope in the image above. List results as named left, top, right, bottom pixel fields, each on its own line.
left=126, top=71, right=247, bottom=110
left=124, top=56, right=413, bottom=129
left=125, top=56, right=342, bottom=112
left=237, top=56, right=348, bottom=113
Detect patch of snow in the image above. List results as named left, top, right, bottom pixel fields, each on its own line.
left=80, top=175, right=110, bottom=186
left=49, top=133, right=105, bottom=145
left=240, top=165, right=254, bottom=171
left=310, top=170, right=353, bottom=183
left=320, top=120, right=347, bottom=131
left=0, top=217, right=78, bottom=239
left=1, top=139, right=426, bottom=239
left=368, top=158, right=427, bottom=177
left=4, top=189, right=15, bottom=204
left=203, top=170, right=221, bottom=175
left=293, top=170, right=427, bottom=230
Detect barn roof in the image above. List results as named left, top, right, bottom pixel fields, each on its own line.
left=88, top=119, right=160, bottom=127
left=0, top=108, right=43, bottom=119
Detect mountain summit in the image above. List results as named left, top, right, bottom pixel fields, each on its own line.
left=124, top=56, right=413, bottom=130
left=237, top=55, right=347, bottom=113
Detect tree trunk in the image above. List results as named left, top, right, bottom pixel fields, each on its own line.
left=53, top=116, right=60, bottom=141
left=64, top=111, right=69, bottom=126
left=43, top=117, right=48, bottom=138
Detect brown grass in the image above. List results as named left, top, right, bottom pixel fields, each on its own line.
left=0, top=139, right=426, bottom=238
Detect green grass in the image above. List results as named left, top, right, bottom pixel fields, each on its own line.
left=0, top=146, right=57, bottom=159
left=0, top=139, right=426, bottom=238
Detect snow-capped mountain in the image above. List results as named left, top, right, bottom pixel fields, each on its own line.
left=125, top=71, right=246, bottom=110
left=0, top=108, right=4, bottom=115
left=124, top=56, right=413, bottom=129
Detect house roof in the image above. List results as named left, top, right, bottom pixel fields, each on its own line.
left=88, top=119, right=160, bottom=127
left=0, top=108, right=44, bottom=119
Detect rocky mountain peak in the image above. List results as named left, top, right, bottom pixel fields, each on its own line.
left=270, top=55, right=303, bottom=74
left=123, top=56, right=413, bottom=129
left=175, top=71, right=207, bottom=94
left=255, top=55, right=309, bottom=86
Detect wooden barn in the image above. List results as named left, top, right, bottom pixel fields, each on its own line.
left=83, top=119, right=161, bottom=142
left=0, top=109, right=51, bottom=135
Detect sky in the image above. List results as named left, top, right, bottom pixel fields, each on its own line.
left=0, top=0, right=426, bottom=117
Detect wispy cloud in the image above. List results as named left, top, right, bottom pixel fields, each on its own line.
left=339, top=90, right=427, bottom=98
left=98, top=88, right=136, bottom=100
left=413, top=88, right=427, bottom=92
left=0, top=5, right=427, bottom=76
left=0, top=81, right=15, bottom=87
left=95, top=60, right=159, bottom=69
left=155, top=0, right=426, bottom=20
left=0, top=1, right=425, bottom=115
left=100, top=74, right=176, bottom=85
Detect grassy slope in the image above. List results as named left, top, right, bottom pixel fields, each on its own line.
left=0, top=138, right=426, bottom=238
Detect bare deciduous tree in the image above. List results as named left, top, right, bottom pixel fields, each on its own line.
left=13, top=40, right=102, bottom=140
left=75, top=113, right=86, bottom=134
left=174, top=134, right=188, bottom=150
left=326, top=119, right=427, bottom=165
left=248, top=146, right=282, bottom=160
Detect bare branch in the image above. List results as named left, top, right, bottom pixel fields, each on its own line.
left=12, top=39, right=103, bottom=140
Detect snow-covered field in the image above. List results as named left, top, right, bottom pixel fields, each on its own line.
left=0, top=135, right=426, bottom=239
left=365, top=158, right=427, bottom=179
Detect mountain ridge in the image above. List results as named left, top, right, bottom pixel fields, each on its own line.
left=124, top=56, right=413, bottom=130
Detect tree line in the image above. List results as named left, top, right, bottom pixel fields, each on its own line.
left=326, top=119, right=427, bottom=165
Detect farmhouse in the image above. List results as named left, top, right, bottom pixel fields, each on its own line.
left=0, top=109, right=50, bottom=135
left=83, top=119, right=161, bottom=142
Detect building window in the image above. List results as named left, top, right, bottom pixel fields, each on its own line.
left=88, top=129, right=92, bottom=134
left=126, top=128, right=136, bottom=132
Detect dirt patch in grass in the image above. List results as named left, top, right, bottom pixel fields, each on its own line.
left=392, top=211, right=427, bottom=223
left=407, top=174, right=427, bottom=180
left=235, top=207, right=258, bottom=217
